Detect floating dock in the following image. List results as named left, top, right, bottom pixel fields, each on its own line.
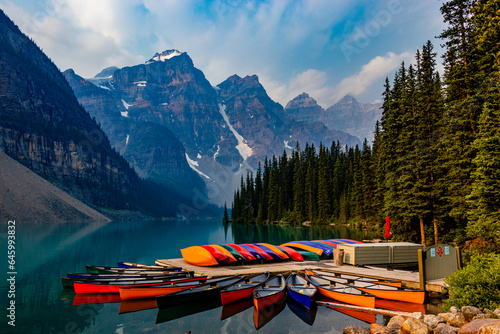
left=155, top=258, right=446, bottom=294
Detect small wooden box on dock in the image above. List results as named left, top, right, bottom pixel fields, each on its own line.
left=338, top=242, right=424, bottom=266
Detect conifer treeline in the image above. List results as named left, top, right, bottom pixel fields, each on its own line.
left=231, top=0, right=500, bottom=248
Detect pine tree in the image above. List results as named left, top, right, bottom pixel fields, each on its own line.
left=438, top=0, right=479, bottom=232
left=352, top=145, right=363, bottom=219
left=223, top=202, right=230, bottom=223
left=267, top=156, right=279, bottom=222
left=361, top=138, right=375, bottom=224
left=293, top=145, right=305, bottom=223
left=317, top=144, right=330, bottom=222
left=465, top=0, right=500, bottom=248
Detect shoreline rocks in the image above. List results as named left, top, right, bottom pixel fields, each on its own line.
left=343, top=306, right=500, bottom=334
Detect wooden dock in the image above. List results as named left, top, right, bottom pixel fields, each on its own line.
left=156, top=258, right=446, bottom=294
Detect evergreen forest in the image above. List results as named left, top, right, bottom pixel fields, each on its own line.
left=230, top=0, right=500, bottom=251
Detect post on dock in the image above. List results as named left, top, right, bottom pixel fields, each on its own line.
left=333, top=249, right=344, bottom=266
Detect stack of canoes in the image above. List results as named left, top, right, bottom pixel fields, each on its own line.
left=61, top=262, right=201, bottom=293
left=180, top=239, right=362, bottom=266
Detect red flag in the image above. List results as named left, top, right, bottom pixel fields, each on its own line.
left=384, top=217, right=391, bottom=238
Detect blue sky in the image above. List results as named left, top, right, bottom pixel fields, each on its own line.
left=1, top=0, right=446, bottom=107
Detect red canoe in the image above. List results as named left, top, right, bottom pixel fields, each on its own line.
left=201, top=245, right=229, bottom=263
left=277, top=245, right=304, bottom=261
left=220, top=272, right=269, bottom=305
left=73, top=276, right=205, bottom=294
left=253, top=274, right=286, bottom=312
left=227, top=244, right=257, bottom=261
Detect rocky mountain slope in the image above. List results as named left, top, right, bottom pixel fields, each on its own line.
left=285, top=93, right=382, bottom=143
left=0, top=151, right=110, bottom=222
left=68, top=52, right=360, bottom=205
left=0, top=10, right=196, bottom=218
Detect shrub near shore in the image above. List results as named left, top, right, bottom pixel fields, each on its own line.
left=444, top=251, right=500, bottom=311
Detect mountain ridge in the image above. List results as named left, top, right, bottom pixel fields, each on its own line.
left=285, top=92, right=382, bottom=142
left=67, top=51, right=360, bottom=205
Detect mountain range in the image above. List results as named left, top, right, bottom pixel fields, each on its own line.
left=285, top=93, right=382, bottom=143
left=66, top=50, right=367, bottom=206
left=0, top=7, right=382, bottom=217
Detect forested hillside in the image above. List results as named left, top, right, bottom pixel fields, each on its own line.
left=231, top=0, right=500, bottom=250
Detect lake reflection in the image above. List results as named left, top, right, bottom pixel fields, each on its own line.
left=0, top=219, right=381, bottom=334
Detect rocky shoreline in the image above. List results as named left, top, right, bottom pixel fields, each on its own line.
left=344, top=306, right=500, bottom=334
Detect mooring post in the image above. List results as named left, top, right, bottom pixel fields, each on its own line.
left=418, top=249, right=426, bottom=291
left=455, top=246, right=462, bottom=270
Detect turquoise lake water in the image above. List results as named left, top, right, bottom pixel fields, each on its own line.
left=1, top=219, right=389, bottom=333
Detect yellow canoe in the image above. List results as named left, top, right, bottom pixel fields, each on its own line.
left=257, top=243, right=289, bottom=260
left=280, top=242, right=323, bottom=256
left=180, top=246, right=219, bottom=266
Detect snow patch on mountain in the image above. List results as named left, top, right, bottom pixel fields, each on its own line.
left=122, top=99, right=133, bottom=110
left=214, top=145, right=220, bottom=159
left=185, top=154, right=210, bottom=179
left=146, top=50, right=183, bottom=64
left=218, top=104, right=253, bottom=161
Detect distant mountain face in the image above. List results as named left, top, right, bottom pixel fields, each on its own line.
left=217, top=75, right=359, bottom=165
left=67, top=51, right=360, bottom=205
left=63, top=68, right=207, bottom=199
left=285, top=92, right=324, bottom=124
left=0, top=9, right=139, bottom=209
left=285, top=93, right=382, bottom=143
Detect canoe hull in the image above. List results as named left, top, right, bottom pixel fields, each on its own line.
left=253, top=275, right=286, bottom=312
left=74, top=277, right=202, bottom=294
left=254, top=289, right=286, bottom=312
left=315, top=285, right=375, bottom=308
left=357, top=287, right=425, bottom=304
left=221, top=272, right=269, bottom=305
left=287, top=287, right=313, bottom=309
left=221, top=287, right=255, bottom=305
left=156, top=276, right=244, bottom=309
left=180, top=246, right=219, bottom=267
left=119, top=280, right=207, bottom=300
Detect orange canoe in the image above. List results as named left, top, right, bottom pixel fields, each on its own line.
left=119, top=277, right=208, bottom=300
left=180, top=246, right=219, bottom=266
left=305, top=274, right=375, bottom=308
left=305, top=268, right=402, bottom=287
left=280, top=242, right=323, bottom=256
left=318, top=275, right=425, bottom=304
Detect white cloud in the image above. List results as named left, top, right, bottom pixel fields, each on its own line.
left=331, top=51, right=412, bottom=104
left=1, top=0, right=443, bottom=104
left=1, top=0, right=144, bottom=76
left=262, top=51, right=412, bottom=109
left=261, top=69, right=333, bottom=109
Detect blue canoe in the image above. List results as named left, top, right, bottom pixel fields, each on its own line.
left=291, top=241, right=334, bottom=257
left=238, top=244, right=270, bottom=261
left=286, top=273, right=317, bottom=309
left=251, top=243, right=282, bottom=260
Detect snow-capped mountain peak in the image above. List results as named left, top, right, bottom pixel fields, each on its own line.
left=146, top=50, right=183, bottom=64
